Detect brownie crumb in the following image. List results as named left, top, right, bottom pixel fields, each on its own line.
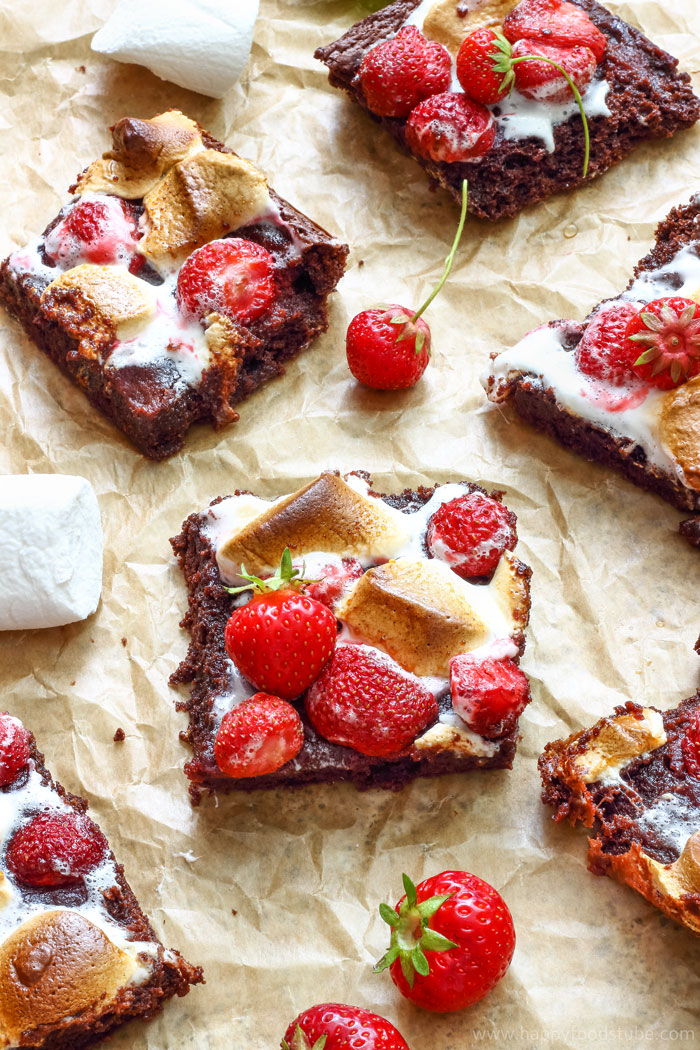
left=679, top=516, right=700, bottom=547
left=114, top=728, right=126, bottom=742
left=121, top=637, right=128, bottom=647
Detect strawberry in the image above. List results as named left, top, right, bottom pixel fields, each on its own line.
left=177, top=238, right=276, bottom=326
left=575, top=300, right=642, bottom=385
left=681, top=713, right=700, bottom=776
left=224, top=549, right=337, bottom=701
left=625, top=296, right=700, bottom=390
left=303, top=557, right=364, bottom=609
left=282, top=1003, right=409, bottom=1050
left=44, top=195, right=140, bottom=267
left=426, top=491, right=517, bottom=579
left=450, top=655, right=530, bottom=736
left=214, top=693, right=303, bottom=778
left=405, top=92, right=495, bottom=164
left=375, top=871, right=515, bottom=1013
left=305, top=645, right=438, bottom=757
left=346, top=306, right=431, bottom=390
left=503, top=0, right=607, bottom=62
left=7, top=812, right=106, bottom=887
left=0, top=713, right=30, bottom=787
left=511, top=39, right=596, bottom=103
left=346, top=179, right=468, bottom=391
left=457, top=28, right=514, bottom=105
left=358, top=26, right=452, bottom=118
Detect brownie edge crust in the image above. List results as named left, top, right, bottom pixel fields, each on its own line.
left=170, top=475, right=533, bottom=803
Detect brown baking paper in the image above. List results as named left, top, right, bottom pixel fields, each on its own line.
left=1, top=1, right=700, bottom=1047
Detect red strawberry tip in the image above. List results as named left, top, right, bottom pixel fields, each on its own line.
left=224, top=546, right=319, bottom=598
left=374, top=873, right=457, bottom=989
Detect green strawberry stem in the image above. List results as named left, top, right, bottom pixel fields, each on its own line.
left=509, top=56, right=590, bottom=177
left=374, top=873, right=457, bottom=989
left=224, top=546, right=317, bottom=596
left=408, top=178, right=469, bottom=329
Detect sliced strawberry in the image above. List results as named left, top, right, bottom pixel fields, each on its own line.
left=426, top=491, right=517, bottom=579
left=358, top=26, right=452, bottom=118
left=305, top=645, right=438, bottom=757
left=44, top=195, right=140, bottom=267
left=346, top=306, right=431, bottom=390
left=303, top=558, right=364, bottom=609
left=7, top=812, right=106, bottom=887
left=0, top=713, right=30, bottom=787
left=575, top=300, right=642, bottom=385
left=450, top=655, right=530, bottom=736
left=511, top=39, right=597, bottom=103
left=214, top=694, right=303, bottom=778
left=176, top=238, right=276, bottom=326
left=503, top=0, right=607, bottom=62
left=405, top=92, right=495, bottom=164
left=457, top=28, right=514, bottom=105
left=625, top=296, right=700, bottom=390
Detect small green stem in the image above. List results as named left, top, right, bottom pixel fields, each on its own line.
left=509, top=55, right=590, bottom=178
left=408, top=179, right=468, bottom=326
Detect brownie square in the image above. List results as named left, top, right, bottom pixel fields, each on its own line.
left=315, top=0, right=700, bottom=220
left=0, top=715, right=202, bottom=1049
left=170, top=472, right=532, bottom=801
left=0, top=111, right=348, bottom=460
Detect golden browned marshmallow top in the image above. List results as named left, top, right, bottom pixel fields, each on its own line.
left=648, top=830, right=700, bottom=901
left=573, top=708, right=667, bottom=784
left=40, top=264, right=157, bottom=341
left=660, top=376, right=700, bottom=491
left=337, top=559, right=492, bottom=676
left=423, top=0, right=517, bottom=55
left=0, top=910, right=138, bottom=1046
left=74, top=110, right=204, bottom=200
left=217, top=472, right=410, bottom=580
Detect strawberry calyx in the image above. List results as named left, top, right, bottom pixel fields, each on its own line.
left=224, top=547, right=318, bottom=597
left=627, top=299, right=700, bottom=387
left=487, top=30, right=590, bottom=176
left=374, top=873, right=457, bottom=988
left=281, top=1026, right=327, bottom=1050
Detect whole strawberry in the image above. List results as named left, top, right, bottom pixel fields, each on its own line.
left=282, top=1003, right=409, bottom=1050
left=214, top=694, right=304, bottom=778
left=305, top=644, right=438, bottom=757
left=224, top=548, right=337, bottom=701
left=0, top=712, right=30, bottom=787
left=375, top=871, right=515, bottom=1013
left=575, top=300, right=642, bottom=385
left=7, top=812, right=106, bottom=888
left=358, top=25, right=452, bottom=118
left=346, top=306, right=431, bottom=390
left=426, top=491, right=517, bottom=578
left=625, top=297, right=700, bottom=390
left=346, top=180, right=468, bottom=391
left=450, top=655, right=531, bottom=736
left=456, top=28, right=514, bottom=104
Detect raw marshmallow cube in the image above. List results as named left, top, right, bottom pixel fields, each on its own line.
left=0, top=475, right=103, bottom=631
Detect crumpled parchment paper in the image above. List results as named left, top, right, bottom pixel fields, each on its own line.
left=1, top=1, right=700, bottom=1047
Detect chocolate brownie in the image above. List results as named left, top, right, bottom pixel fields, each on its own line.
left=170, top=471, right=532, bottom=802
left=0, top=111, right=348, bottom=460
left=0, top=713, right=202, bottom=1049
left=539, top=670, right=700, bottom=935
left=315, top=0, right=699, bottom=220
left=486, top=195, right=700, bottom=542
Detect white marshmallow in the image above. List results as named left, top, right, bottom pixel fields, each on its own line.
left=0, top=475, right=103, bottom=631
left=91, top=0, right=260, bottom=100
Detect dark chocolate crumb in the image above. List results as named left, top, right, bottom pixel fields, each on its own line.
left=114, top=728, right=126, bottom=742
left=121, top=637, right=128, bottom=647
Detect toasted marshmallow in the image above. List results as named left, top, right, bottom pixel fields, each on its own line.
left=0, top=873, right=11, bottom=912
left=74, top=111, right=204, bottom=200
left=660, top=376, right=700, bottom=491
left=573, top=708, right=667, bottom=784
left=41, top=264, right=157, bottom=346
left=413, top=717, right=499, bottom=757
left=648, top=830, right=700, bottom=900
left=217, top=472, right=410, bottom=581
left=337, top=559, right=491, bottom=677
left=422, top=0, right=517, bottom=54
left=140, top=149, right=270, bottom=261
left=0, top=911, right=138, bottom=1046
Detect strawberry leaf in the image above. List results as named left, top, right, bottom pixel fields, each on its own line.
left=379, top=903, right=401, bottom=926
left=402, top=873, right=418, bottom=908
left=415, top=329, right=426, bottom=354
left=412, top=947, right=430, bottom=976
left=416, top=893, right=452, bottom=920
left=420, top=928, right=458, bottom=953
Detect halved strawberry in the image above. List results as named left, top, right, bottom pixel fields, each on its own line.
left=511, top=39, right=596, bottom=103
left=681, top=713, right=700, bottom=776
left=426, top=491, right=517, bottom=579
left=450, top=655, right=530, bottom=736
left=503, top=0, right=607, bottom=62
left=214, top=694, right=303, bottom=778
left=176, top=238, right=276, bottom=326
left=7, top=812, right=106, bottom=888
left=575, top=300, right=642, bottom=385
left=0, top=713, right=30, bottom=787
left=405, top=92, right=496, bottom=164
